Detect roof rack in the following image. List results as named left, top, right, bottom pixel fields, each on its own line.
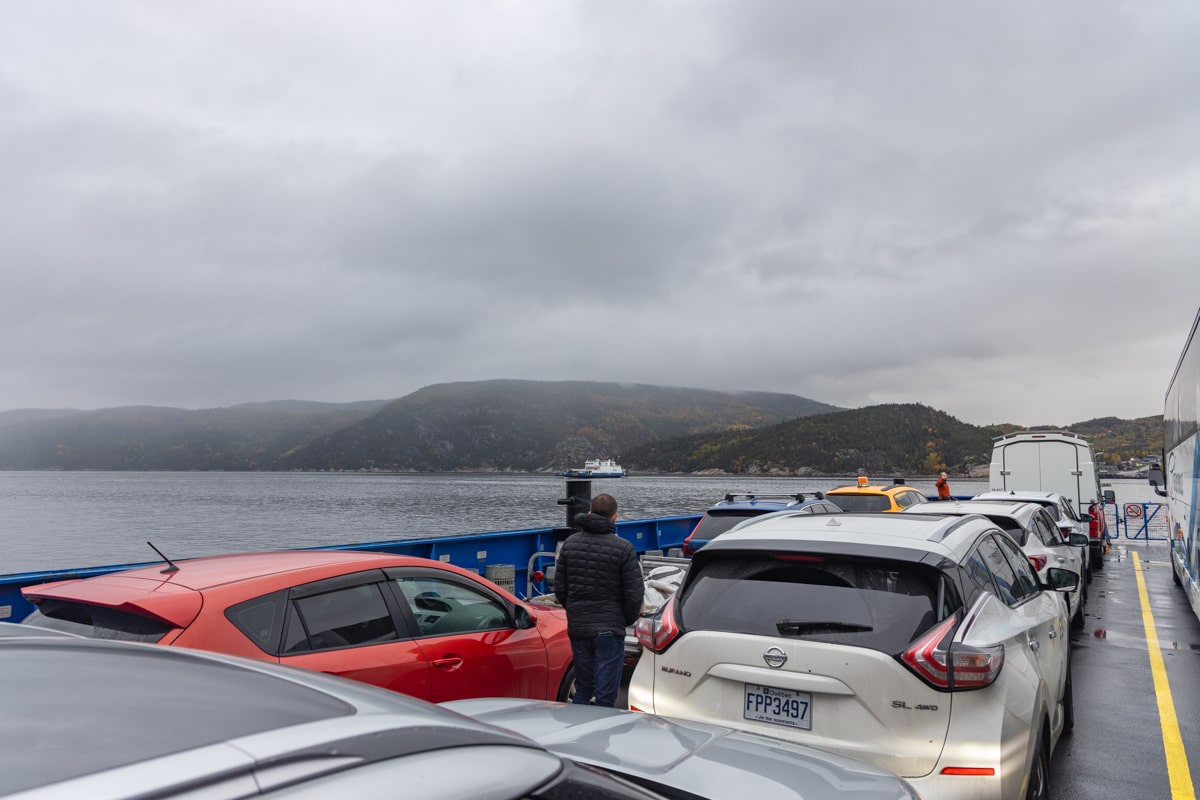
left=722, top=492, right=825, bottom=503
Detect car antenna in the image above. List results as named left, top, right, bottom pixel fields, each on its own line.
left=147, top=541, right=180, bottom=573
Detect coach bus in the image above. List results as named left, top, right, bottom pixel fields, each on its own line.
left=1150, top=307, right=1200, bottom=619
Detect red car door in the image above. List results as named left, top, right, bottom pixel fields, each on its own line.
left=275, top=580, right=435, bottom=700
left=388, top=571, right=551, bottom=701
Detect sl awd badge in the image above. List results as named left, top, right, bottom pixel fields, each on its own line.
left=763, top=646, right=787, bottom=669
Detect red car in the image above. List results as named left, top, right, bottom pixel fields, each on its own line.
left=21, top=550, right=575, bottom=703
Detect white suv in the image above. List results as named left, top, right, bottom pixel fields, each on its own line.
left=974, top=490, right=1096, bottom=575
left=628, top=511, right=1078, bottom=800
left=902, top=499, right=1089, bottom=629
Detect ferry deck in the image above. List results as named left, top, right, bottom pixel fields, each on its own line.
left=1031, top=540, right=1198, bottom=799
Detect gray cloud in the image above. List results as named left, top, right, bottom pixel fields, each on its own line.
left=1, top=1, right=1198, bottom=425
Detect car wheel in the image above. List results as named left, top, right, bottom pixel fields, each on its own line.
left=1173, top=563, right=1183, bottom=587
left=1071, top=598, right=1084, bottom=631
left=1062, top=661, right=1075, bottom=733
left=1025, top=729, right=1051, bottom=800
left=556, top=665, right=576, bottom=702
left=1093, top=546, right=1105, bottom=570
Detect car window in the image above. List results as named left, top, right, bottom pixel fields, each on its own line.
left=393, top=576, right=510, bottom=636
left=827, top=494, right=890, bottom=512
left=903, top=490, right=928, bottom=506
left=961, top=546, right=996, bottom=597
left=1039, top=502, right=1061, bottom=522
left=692, top=510, right=769, bottom=540
left=994, top=534, right=1041, bottom=600
left=23, top=600, right=171, bottom=643
left=987, top=517, right=1027, bottom=546
left=976, top=537, right=1022, bottom=606
left=1031, top=511, right=1061, bottom=546
left=285, top=583, right=399, bottom=653
left=677, top=554, right=947, bottom=653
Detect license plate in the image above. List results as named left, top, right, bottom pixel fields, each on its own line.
left=744, top=683, right=812, bottom=730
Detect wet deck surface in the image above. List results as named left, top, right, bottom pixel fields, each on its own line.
left=1052, top=541, right=1200, bottom=799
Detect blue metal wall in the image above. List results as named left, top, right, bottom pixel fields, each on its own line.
left=0, top=514, right=701, bottom=625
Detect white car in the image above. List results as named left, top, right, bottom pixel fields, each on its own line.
left=974, top=489, right=1096, bottom=575
left=903, top=499, right=1089, bottom=629
left=628, top=511, right=1078, bottom=800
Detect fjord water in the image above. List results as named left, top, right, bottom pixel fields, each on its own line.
left=0, top=472, right=1157, bottom=575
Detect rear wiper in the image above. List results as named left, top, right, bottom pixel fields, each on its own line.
left=775, top=620, right=873, bottom=635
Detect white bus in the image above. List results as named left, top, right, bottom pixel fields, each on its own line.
left=1150, top=307, right=1200, bottom=618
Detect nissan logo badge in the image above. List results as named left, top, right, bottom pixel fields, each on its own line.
left=763, top=646, right=787, bottom=669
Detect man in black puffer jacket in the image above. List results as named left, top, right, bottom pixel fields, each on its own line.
left=553, top=493, right=645, bottom=707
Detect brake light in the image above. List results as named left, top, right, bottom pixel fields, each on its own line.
left=901, top=616, right=956, bottom=687
left=1027, top=554, right=1047, bottom=572
left=899, top=615, right=1004, bottom=690
left=635, top=596, right=680, bottom=653
left=682, top=520, right=700, bottom=556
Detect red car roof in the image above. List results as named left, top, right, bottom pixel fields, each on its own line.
left=22, top=551, right=452, bottom=628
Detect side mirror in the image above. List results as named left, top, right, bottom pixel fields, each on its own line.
left=1081, top=513, right=1094, bottom=523
left=1103, top=489, right=1116, bottom=504
left=1046, top=567, right=1080, bottom=593
left=514, top=604, right=538, bottom=629
left=1069, top=532, right=1089, bottom=548
left=1148, top=464, right=1168, bottom=497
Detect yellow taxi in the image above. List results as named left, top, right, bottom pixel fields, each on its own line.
left=825, top=476, right=930, bottom=512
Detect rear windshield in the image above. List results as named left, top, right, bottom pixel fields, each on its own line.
left=23, top=600, right=171, bottom=643
left=984, top=517, right=1028, bottom=546
left=691, top=509, right=770, bottom=540
left=3, top=642, right=354, bottom=794
left=826, top=494, right=890, bottom=513
left=678, top=554, right=952, bottom=653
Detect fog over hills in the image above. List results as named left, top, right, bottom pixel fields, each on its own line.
left=0, top=380, right=1160, bottom=475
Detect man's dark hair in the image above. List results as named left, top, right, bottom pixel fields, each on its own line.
left=590, top=493, right=618, bottom=518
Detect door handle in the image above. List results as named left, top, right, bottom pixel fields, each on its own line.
left=432, top=657, right=463, bottom=669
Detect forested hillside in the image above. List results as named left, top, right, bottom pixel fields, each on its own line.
left=275, top=380, right=841, bottom=472
left=624, top=403, right=1003, bottom=475
left=0, top=381, right=1161, bottom=474
left=0, top=400, right=391, bottom=470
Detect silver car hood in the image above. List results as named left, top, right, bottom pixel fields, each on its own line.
left=443, top=698, right=918, bottom=800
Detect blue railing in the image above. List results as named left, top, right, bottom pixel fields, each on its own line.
left=0, top=514, right=702, bottom=625
left=1109, top=502, right=1169, bottom=541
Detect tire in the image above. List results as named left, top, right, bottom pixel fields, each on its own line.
left=1062, top=661, right=1075, bottom=734
left=1025, top=728, right=1051, bottom=800
left=556, top=665, right=576, bottom=703
left=1071, top=600, right=1084, bottom=631
left=1093, top=545, right=1105, bottom=570
left=1173, top=563, right=1183, bottom=587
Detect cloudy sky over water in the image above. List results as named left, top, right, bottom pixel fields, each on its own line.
left=2, top=2, right=1198, bottom=427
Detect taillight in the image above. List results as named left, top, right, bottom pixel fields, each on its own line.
left=682, top=520, right=701, bottom=556
left=635, top=596, right=680, bottom=653
left=899, top=615, right=1004, bottom=690
left=1027, top=554, right=1048, bottom=572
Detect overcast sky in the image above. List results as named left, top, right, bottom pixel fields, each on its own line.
left=2, top=2, right=1198, bottom=427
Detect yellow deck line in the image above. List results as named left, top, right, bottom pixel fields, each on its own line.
left=1132, top=553, right=1196, bottom=799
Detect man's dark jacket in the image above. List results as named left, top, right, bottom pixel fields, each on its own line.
left=553, top=512, right=644, bottom=638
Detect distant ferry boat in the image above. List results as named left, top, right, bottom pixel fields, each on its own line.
left=561, top=458, right=626, bottom=478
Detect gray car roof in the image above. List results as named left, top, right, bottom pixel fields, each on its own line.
left=697, top=511, right=996, bottom=562
left=0, top=638, right=546, bottom=798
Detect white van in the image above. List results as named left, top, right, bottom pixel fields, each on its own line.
left=988, top=430, right=1107, bottom=565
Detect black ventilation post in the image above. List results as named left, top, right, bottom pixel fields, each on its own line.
left=556, top=479, right=592, bottom=536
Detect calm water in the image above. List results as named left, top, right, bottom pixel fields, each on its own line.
left=0, top=472, right=1159, bottom=575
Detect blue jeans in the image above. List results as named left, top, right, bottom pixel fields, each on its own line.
left=570, top=631, right=624, bottom=708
